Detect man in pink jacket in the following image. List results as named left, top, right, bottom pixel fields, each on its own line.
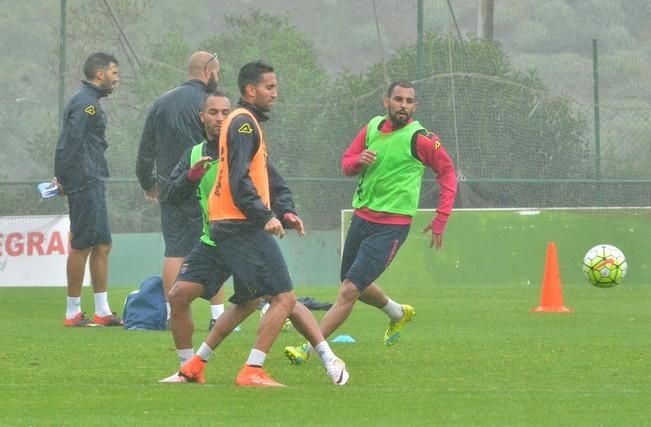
left=285, top=80, right=458, bottom=364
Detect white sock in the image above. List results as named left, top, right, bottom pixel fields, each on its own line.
left=314, top=341, right=337, bottom=365
left=196, top=342, right=213, bottom=361
left=246, top=348, right=267, bottom=367
left=166, top=303, right=171, bottom=321
left=66, top=296, right=81, bottom=319
left=210, top=304, right=224, bottom=320
left=93, top=292, right=112, bottom=317
left=382, top=298, right=404, bottom=321
left=177, top=348, right=194, bottom=366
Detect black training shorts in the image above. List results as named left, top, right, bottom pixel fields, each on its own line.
left=213, top=226, right=293, bottom=305
left=67, top=183, right=111, bottom=250
left=176, top=240, right=232, bottom=300
left=340, top=214, right=410, bottom=292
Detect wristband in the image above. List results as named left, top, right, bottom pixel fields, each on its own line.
left=186, top=166, right=207, bottom=183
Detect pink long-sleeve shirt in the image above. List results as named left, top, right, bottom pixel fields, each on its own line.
left=342, top=118, right=457, bottom=234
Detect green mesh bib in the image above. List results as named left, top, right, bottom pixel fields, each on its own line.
left=352, top=116, right=426, bottom=216
left=190, top=141, right=219, bottom=246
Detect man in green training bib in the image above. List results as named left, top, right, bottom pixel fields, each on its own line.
left=285, top=81, right=458, bottom=364
left=156, top=92, right=232, bottom=373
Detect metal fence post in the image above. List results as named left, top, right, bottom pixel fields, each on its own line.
left=592, top=38, right=601, bottom=180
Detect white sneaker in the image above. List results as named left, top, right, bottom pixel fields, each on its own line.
left=326, top=358, right=349, bottom=385
left=158, top=372, right=188, bottom=383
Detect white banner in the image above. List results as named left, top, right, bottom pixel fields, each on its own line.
left=0, top=215, right=89, bottom=286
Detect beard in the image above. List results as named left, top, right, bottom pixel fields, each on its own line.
left=206, top=125, right=220, bottom=141
left=206, top=75, right=218, bottom=93
left=389, top=110, right=409, bottom=126
left=100, top=79, right=115, bottom=94
left=259, top=103, right=271, bottom=113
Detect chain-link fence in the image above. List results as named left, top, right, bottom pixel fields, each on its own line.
left=2, top=1, right=650, bottom=232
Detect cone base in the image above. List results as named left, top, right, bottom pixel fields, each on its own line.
left=531, top=305, right=573, bottom=313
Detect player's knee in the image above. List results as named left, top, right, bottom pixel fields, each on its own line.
left=340, top=280, right=361, bottom=303
left=92, top=243, right=111, bottom=257
left=269, top=291, right=296, bottom=313
left=168, top=282, right=197, bottom=307
left=167, top=285, right=182, bottom=306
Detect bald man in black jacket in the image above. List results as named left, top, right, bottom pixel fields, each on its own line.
left=135, top=51, right=223, bottom=323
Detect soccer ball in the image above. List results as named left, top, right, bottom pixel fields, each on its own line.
left=582, top=244, right=627, bottom=288
left=260, top=302, right=293, bottom=332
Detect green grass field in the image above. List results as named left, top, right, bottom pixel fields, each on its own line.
left=2, top=279, right=651, bottom=426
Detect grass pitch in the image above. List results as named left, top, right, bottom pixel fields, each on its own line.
left=1, top=280, right=650, bottom=426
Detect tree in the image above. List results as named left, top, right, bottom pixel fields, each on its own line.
left=199, top=11, right=331, bottom=174
left=319, top=33, right=591, bottom=209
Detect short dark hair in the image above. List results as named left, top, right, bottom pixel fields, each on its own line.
left=203, top=91, right=229, bottom=107
left=386, top=80, right=416, bottom=98
left=237, top=61, right=274, bottom=95
left=83, top=52, right=118, bottom=80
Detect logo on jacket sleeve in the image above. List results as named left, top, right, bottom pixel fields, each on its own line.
left=427, top=132, right=441, bottom=150
left=84, top=105, right=96, bottom=115
left=238, top=123, right=253, bottom=134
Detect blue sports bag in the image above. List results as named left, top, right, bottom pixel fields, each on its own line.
left=122, top=276, right=166, bottom=330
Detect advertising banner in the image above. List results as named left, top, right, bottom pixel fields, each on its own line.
left=0, top=215, right=88, bottom=286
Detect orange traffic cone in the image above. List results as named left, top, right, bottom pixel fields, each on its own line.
left=532, top=242, right=573, bottom=313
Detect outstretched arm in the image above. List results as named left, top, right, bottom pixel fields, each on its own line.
left=415, top=133, right=458, bottom=249
left=164, top=147, right=212, bottom=204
